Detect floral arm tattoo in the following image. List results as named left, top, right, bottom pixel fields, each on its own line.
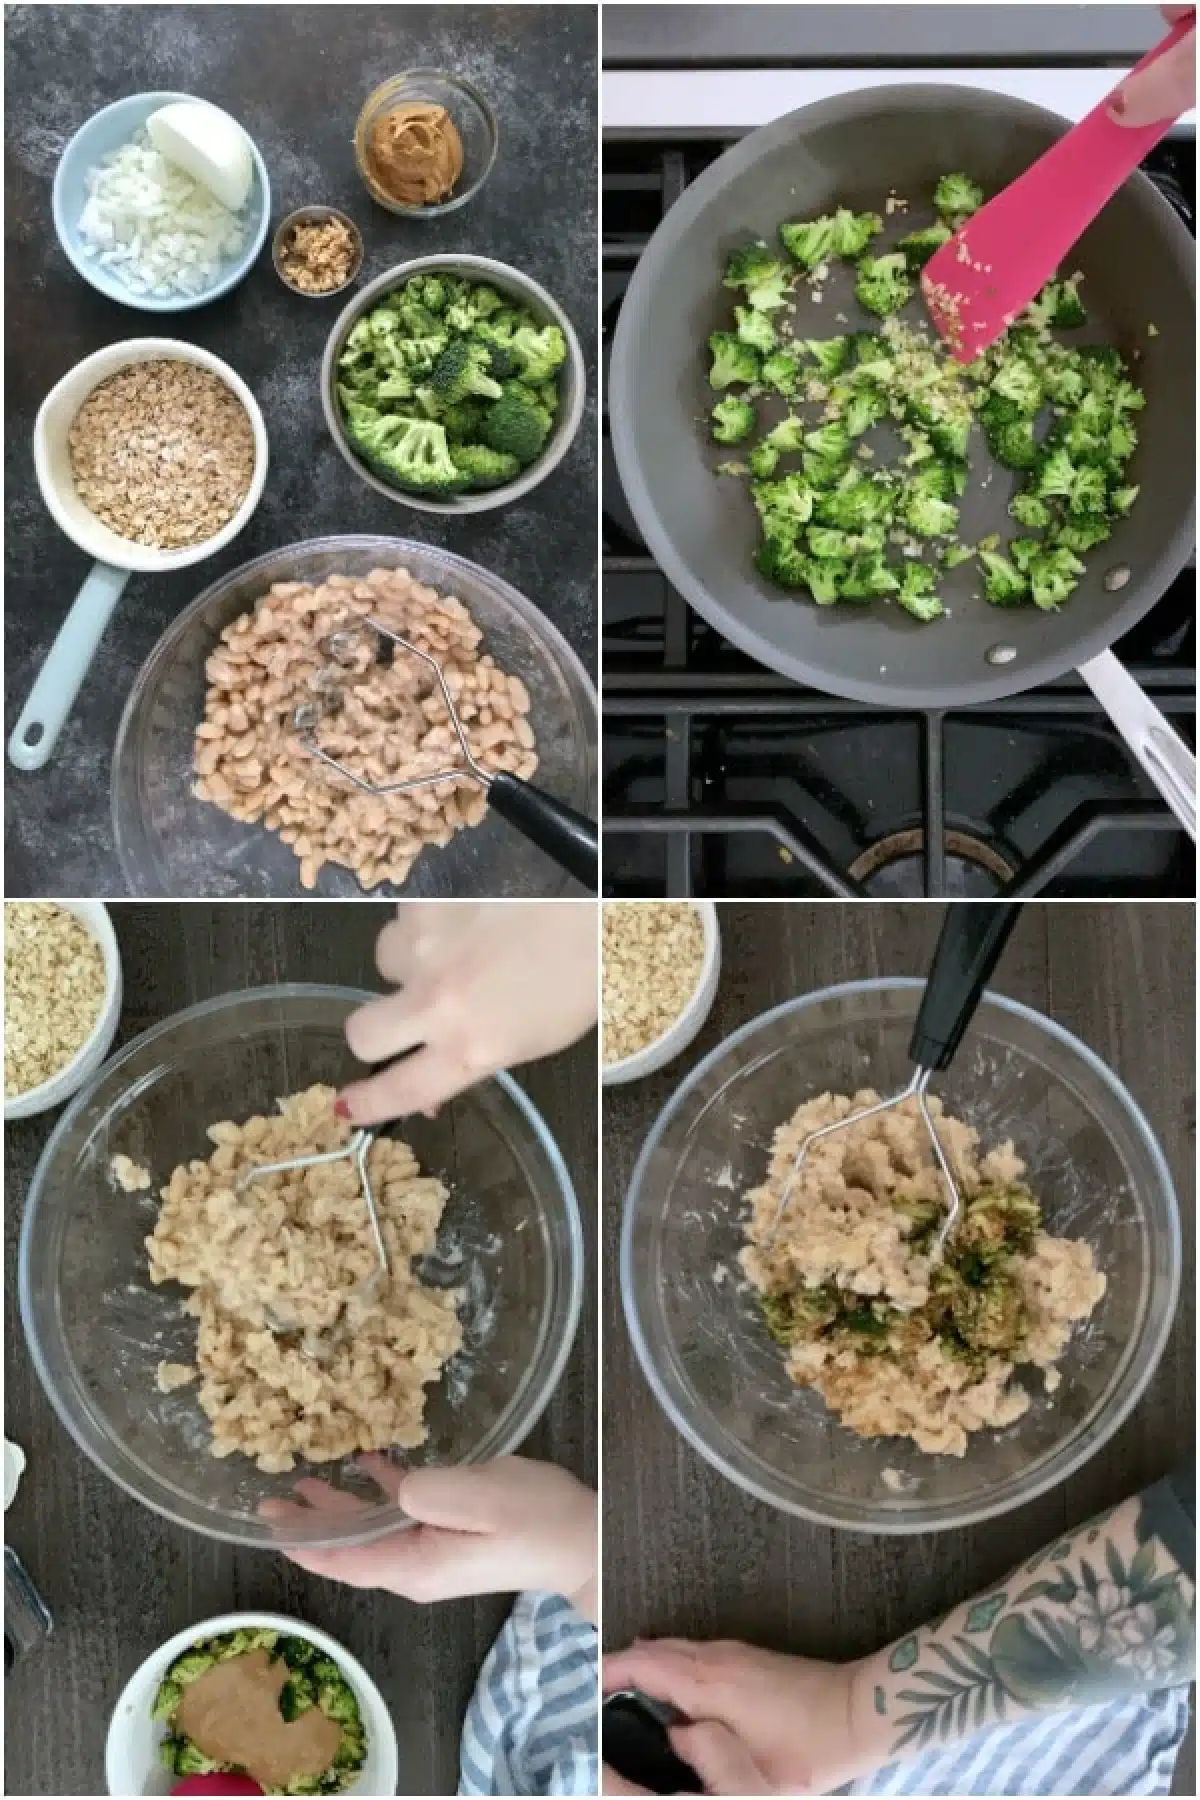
left=861, top=1473, right=1195, bottom=1759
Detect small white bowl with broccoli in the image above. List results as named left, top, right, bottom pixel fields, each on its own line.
left=105, top=1612, right=398, bottom=1797
left=321, top=252, right=585, bottom=513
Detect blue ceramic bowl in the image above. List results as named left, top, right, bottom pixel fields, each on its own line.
left=51, top=90, right=270, bottom=312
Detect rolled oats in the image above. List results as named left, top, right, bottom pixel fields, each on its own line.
left=4, top=902, right=107, bottom=1097
left=192, top=567, right=538, bottom=891
left=601, top=902, right=706, bottom=1063
left=145, top=1084, right=462, bottom=1472
left=68, top=360, right=256, bottom=549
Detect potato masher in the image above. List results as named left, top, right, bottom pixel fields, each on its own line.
left=293, top=618, right=598, bottom=890
left=768, top=902, right=1020, bottom=1270
left=238, top=1126, right=390, bottom=1301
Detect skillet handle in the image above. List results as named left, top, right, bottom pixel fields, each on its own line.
left=1077, top=650, right=1196, bottom=841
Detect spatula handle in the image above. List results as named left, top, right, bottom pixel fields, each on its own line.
left=909, top=902, right=1020, bottom=1073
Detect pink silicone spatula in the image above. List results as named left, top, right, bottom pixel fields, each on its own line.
left=922, top=12, right=1195, bottom=361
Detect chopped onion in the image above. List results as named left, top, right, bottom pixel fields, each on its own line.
left=76, top=129, right=248, bottom=298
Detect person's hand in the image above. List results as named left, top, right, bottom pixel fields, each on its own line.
left=1109, top=6, right=1195, bottom=126
left=601, top=1638, right=865, bottom=1796
left=338, top=901, right=597, bottom=1123
left=262, top=1454, right=597, bottom=1621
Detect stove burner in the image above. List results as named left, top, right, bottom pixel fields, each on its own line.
left=848, top=830, right=1016, bottom=897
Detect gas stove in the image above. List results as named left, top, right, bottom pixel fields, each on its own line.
left=601, top=47, right=1196, bottom=899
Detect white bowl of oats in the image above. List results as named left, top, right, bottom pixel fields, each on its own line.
left=602, top=901, right=721, bottom=1086
left=12, top=339, right=268, bottom=772
left=4, top=901, right=123, bottom=1120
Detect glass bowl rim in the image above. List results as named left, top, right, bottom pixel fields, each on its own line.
left=19, top=980, right=585, bottom=1547
left=109, top=532, right=598, bottom=896
left=353, top=67, right=499, bottom=218
left=620, top=976, right=1181, bottom=1534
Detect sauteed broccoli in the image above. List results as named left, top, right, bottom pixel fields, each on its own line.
left=706, top=172, right=1145, bottom=621
left=337, top=274, right=567, bottom=497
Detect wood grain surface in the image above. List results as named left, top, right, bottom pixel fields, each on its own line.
left=602, top=901, right=1195, bottom=1792
left=4, top=902, right=597, bottom=1797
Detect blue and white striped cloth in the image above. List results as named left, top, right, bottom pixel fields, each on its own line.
left=460, top=1591, right=598, bottom=1796
left=847, top=1688, right=1192, bottom=1797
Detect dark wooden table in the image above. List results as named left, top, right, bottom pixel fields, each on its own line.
left=4, top=903, right=597, bottom=1797
left=602, top=901, right=1196, bottom=1792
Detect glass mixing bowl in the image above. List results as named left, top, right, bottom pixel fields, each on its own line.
left=621, top=980, right=1180, bottom=1533
left=111, top=537, right=597, bottom=897
left=19, top=986, right=583, bottom=1547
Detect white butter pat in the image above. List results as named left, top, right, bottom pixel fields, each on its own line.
left=146, top=99, right=254, bottom=212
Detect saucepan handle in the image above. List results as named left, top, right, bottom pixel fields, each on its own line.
left=1077, top=650, right=1196, bottom=841
left=8, top=561, right=130, bottom=772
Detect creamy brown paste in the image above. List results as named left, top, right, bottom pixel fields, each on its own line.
left=174, top=1648, right=342, bottom=1789
left=367, top=101, right=464, bottom=205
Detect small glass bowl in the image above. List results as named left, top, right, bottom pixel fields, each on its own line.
left=354, top=68, right=497, bottom=217
left=271, top=205, right=364, bottom=298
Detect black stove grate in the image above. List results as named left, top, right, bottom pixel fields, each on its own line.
left=602, top=135, right=1196, bottom=898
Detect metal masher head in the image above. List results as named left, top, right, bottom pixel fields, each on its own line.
left=766, top=1066, right=963, bottom=1286
left=238, top=1127, right=391, bottom=1303
left=292, top=618, right=493, bottom=799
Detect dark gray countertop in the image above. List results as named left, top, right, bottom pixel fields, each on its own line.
left=4, top=902, right=597, bottom=1797
left=602, top=900, right=1195, bottom=1792
left=603, top=4, right=1162, bottom=65
left=4, top=4, right=597, bottom=897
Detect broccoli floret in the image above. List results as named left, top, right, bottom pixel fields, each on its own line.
left=174, top=1741, right=222, bottom=1777
left=804, top=421, right=851, bottom=464
left=933, top=172, right=984, bottom=222
left=803, top=450, right=849, bottom=490
left=779, top=216, right=837, bottom=270
left=939, top=542, right=976, bottom=569
left=429, top=338, right=503, bottom=404
left=990, top=360, right=1043, bottom=415
left=1107, top=418, right=1138, bottom=466
left=280, top=1674, right=317, bottom=1722
left=1009, top=492, right=1051, bottom=529
left=841, top=385, right=887, bottom=438
left=753, top=473, right=815, bottom=532
left=1054, top=513, right=1111, bottom=554
left=394, top=332, right=450, bottom=375
left=841, top=553, right=900, bottom=601
left=897, top=560, right=944, bottom=622
left=1028, top=545, right=1085, bottom=611
left=724, top=243, right=792, bottom=310
left=904, top=491, right=959, bottom=539
left=375, top=419, right=470, bottom=494
left=803, top=560, right=845, bottom=605
left=1008, top=536, right=1041, bottom=573
left=1042, top=358, right=1086, bottom=407
left=708, top=331, right=761, bottom=389
left=482, top=385, right=552, bottom=465
left=832, top=208, right=884, bottom=258
left=711, top=395, right=757, bottom=444
left=317, top=1679, right=362, bottom=1728
left=763, top=415, right=808, bottom=455
left=168, top=1650, right=218, bottom=1686
left=748, top=441, right=780, bottom=479
left=814, top=474, right=893, bottom=532
left=441, top=398, right=488, bottom=443
left=1110, top=483, right=1140, bottom=516
left=855, top=252, right=913, bottom=317
left=808, top=524, right=886, bottom=560
left=897, top=223, right=953, bottom=270
left=444, top=285, right=506, bottom=332
left=988, top=417, right=1041, bottom=471
left=1110, top=378, right=1147, bottom=419
left=798, top=336, right=850, bottom=379
left=1068, top=462, right=1108, bottom=515
left=755, top=534, right=809, bottom=589
left=507, top=322, right=568, bottom=384
left=978, top=550, right=1030, bottom=607
left=1026, top=276, right=1086, bottom=330
left=406, top=274, right=451, bottom=314
left=928, top=415, right=972, bottom=461
left=449, top=443, right=522, bottom=488
left=1034, top=445, right=1078, bottom=502
left=734, top=305, right=778, bottom=354
left=152, top=1679, right=182, bottom=1723
left=761, top=1287, right=839, bottom=1344
left=908, top=461, right=960, bottom=504
left=761, top=347, right=807, bottom=398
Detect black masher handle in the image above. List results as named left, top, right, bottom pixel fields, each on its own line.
left=487, top=771, right=598, bottom=890
left=908, top=902, right=1021, bottom=1073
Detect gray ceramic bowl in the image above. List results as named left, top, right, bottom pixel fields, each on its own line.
left=321, top=253, right=586, bottom=515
